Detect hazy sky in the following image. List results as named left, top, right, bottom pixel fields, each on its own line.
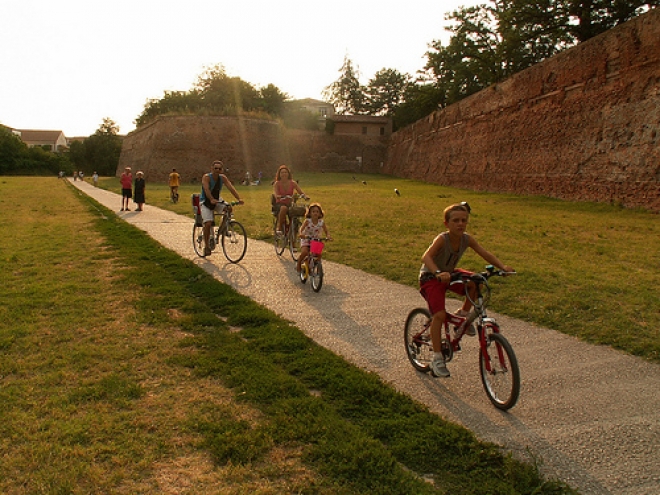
left=1, top=0, right=481, bottom=137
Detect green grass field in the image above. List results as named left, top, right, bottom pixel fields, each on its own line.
left=99, top=171, right=660, bottom=363
left=1, top=176, right=578, bottom=493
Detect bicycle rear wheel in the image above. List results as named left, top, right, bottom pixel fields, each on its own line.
left=273, top=217, right=285, bottom=256
left=289, top=216, right=301, bottom=261
left=192, top=223, right=205, bottom=257
left=310, top=259, right=323, bottom=292
left=479, top=330, right=520, bottom=410
left=222, top=220, right=247, bottom=263
left=404, top=308, right=432, bottom=372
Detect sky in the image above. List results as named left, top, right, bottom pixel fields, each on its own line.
left=1, top=0, right=481, bottom=137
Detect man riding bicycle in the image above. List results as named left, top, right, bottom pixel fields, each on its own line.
left=200, top=160, right=243, bottom=256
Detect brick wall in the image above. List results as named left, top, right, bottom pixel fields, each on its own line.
left=384, top=8, right=660, bottom=211
left=118, top=116, right=388, bottom=182
left=117, top=115, right=290, bottom=184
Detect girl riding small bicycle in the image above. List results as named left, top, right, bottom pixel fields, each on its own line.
left=297, top=203, right=331, bottom=274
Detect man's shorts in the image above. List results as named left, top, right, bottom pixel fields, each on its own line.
left=200, top=201, right=227, bottom=223
left=122, top=188, right=132, bottom=198
left=419, top=269, right=473, bottom=315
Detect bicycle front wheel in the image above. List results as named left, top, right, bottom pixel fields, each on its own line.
left=310, top=259, right=323, bottom=292
left=273, top=218, right=285, bottom=256
left=479, top=330, right=520, bottom=410
left=404, top=308, right=432, bottom=372
left=192, top=223, right=205, bottom=257
left=222, top=220, right=247, bottom=263
left=289, top=216, right=301, bottom=261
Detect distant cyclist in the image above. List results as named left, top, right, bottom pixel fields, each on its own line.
left=168, top=168, right=180, bottom=203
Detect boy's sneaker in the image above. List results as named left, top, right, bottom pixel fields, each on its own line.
left=431, top=355, right=450, bottom=378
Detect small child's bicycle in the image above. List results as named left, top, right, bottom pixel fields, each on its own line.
left=299, top=237, right=330, bottom=292
left=191, top=197, right=247, bottom=263
left=404, top=266, right=520, bottom=410
left=272, top=194, right=309, bottom=261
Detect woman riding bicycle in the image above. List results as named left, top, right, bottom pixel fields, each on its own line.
left=200, top=160, right=243, bottom=257
left=297, top=203, right=331, bottom=274
left=273, top=165, right=306, bottom=235
left=420, top=202, right=513, bottom=378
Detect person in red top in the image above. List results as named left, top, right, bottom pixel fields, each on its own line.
left=273, top=165, right=306, bottom=234
left=119, top=167, right=133, bottom=211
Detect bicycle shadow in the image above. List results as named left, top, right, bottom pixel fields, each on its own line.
left=279, top=260, right=393, bottom=370
left=192, top=257, right=252, bottom=290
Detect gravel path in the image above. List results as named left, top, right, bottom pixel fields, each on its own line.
left=71, top=180, right=659, bottom=495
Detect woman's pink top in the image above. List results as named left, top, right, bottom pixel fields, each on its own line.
left=274, top=181, right=295, bottom=205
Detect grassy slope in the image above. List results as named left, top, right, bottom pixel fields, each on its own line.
left=0, top=176, right=577, bottom=493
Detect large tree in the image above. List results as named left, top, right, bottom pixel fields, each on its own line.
left=81, top=118, right=123, bottom=176
left=259, top=83, right=289, bottom=117
left=194, top=64, right=262, bottom=113
left=366, top=68, right=412, bottom=117
left=135, top=64, right=289, bottom=127
left=323, top=56, right=368, bottom=115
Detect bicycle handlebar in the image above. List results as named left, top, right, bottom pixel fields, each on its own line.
left=451, top=266, right=516, bottom=284
left=300, top=236, right=331, bottom=241
left=278, top=194, right=309, bottom=201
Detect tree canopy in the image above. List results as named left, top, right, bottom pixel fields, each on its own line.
left=324, top=0, right=657, bottom=131
left=132, top=2, right=656, bottom=133
left=0, top=126, right=70, bottom=175
left=68, top=118, right=123, bottom=176
left=135, top=64, right=290, bottom=128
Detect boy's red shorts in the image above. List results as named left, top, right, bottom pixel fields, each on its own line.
left=419, top=269, right=473, bottom=315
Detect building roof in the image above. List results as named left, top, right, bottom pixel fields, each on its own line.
left=329, top=115, right=390, bottom=124
left=16, top=129, right=66, bottom=142
left=293, top=98, right=330, bottom=106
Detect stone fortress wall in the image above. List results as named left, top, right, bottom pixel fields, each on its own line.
left=117, top=116, right=289, bottom=184
left=118, top=9, right=659, bottom=210
left=384, top=8, right=660, bottom=211
left=117, top=116, right=387, bottom=184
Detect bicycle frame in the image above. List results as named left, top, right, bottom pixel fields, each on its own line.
left=299, top=237, right=327, bottom=292
left=273, top=194, right=308, bottom=261
left=192, top=201, right=247, bottom=263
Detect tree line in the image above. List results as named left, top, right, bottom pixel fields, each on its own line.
left=2, top=1, right=654, bottom=176
left=324, top=0, right=658, bottom=130
left=135, top=1, right=656, bottom=133
left=0, top=118, right=122, bottom=177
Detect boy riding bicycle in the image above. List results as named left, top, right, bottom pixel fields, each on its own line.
left=420, top=202, right=513, bottom=378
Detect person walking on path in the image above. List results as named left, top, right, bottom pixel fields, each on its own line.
left=92, top=171, right=99, bottom=187
left=200, top=160, right=243, bottom=256
left=133, top=171, right=146, bottom=211
left=120, top=167, right=132, bottom=211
